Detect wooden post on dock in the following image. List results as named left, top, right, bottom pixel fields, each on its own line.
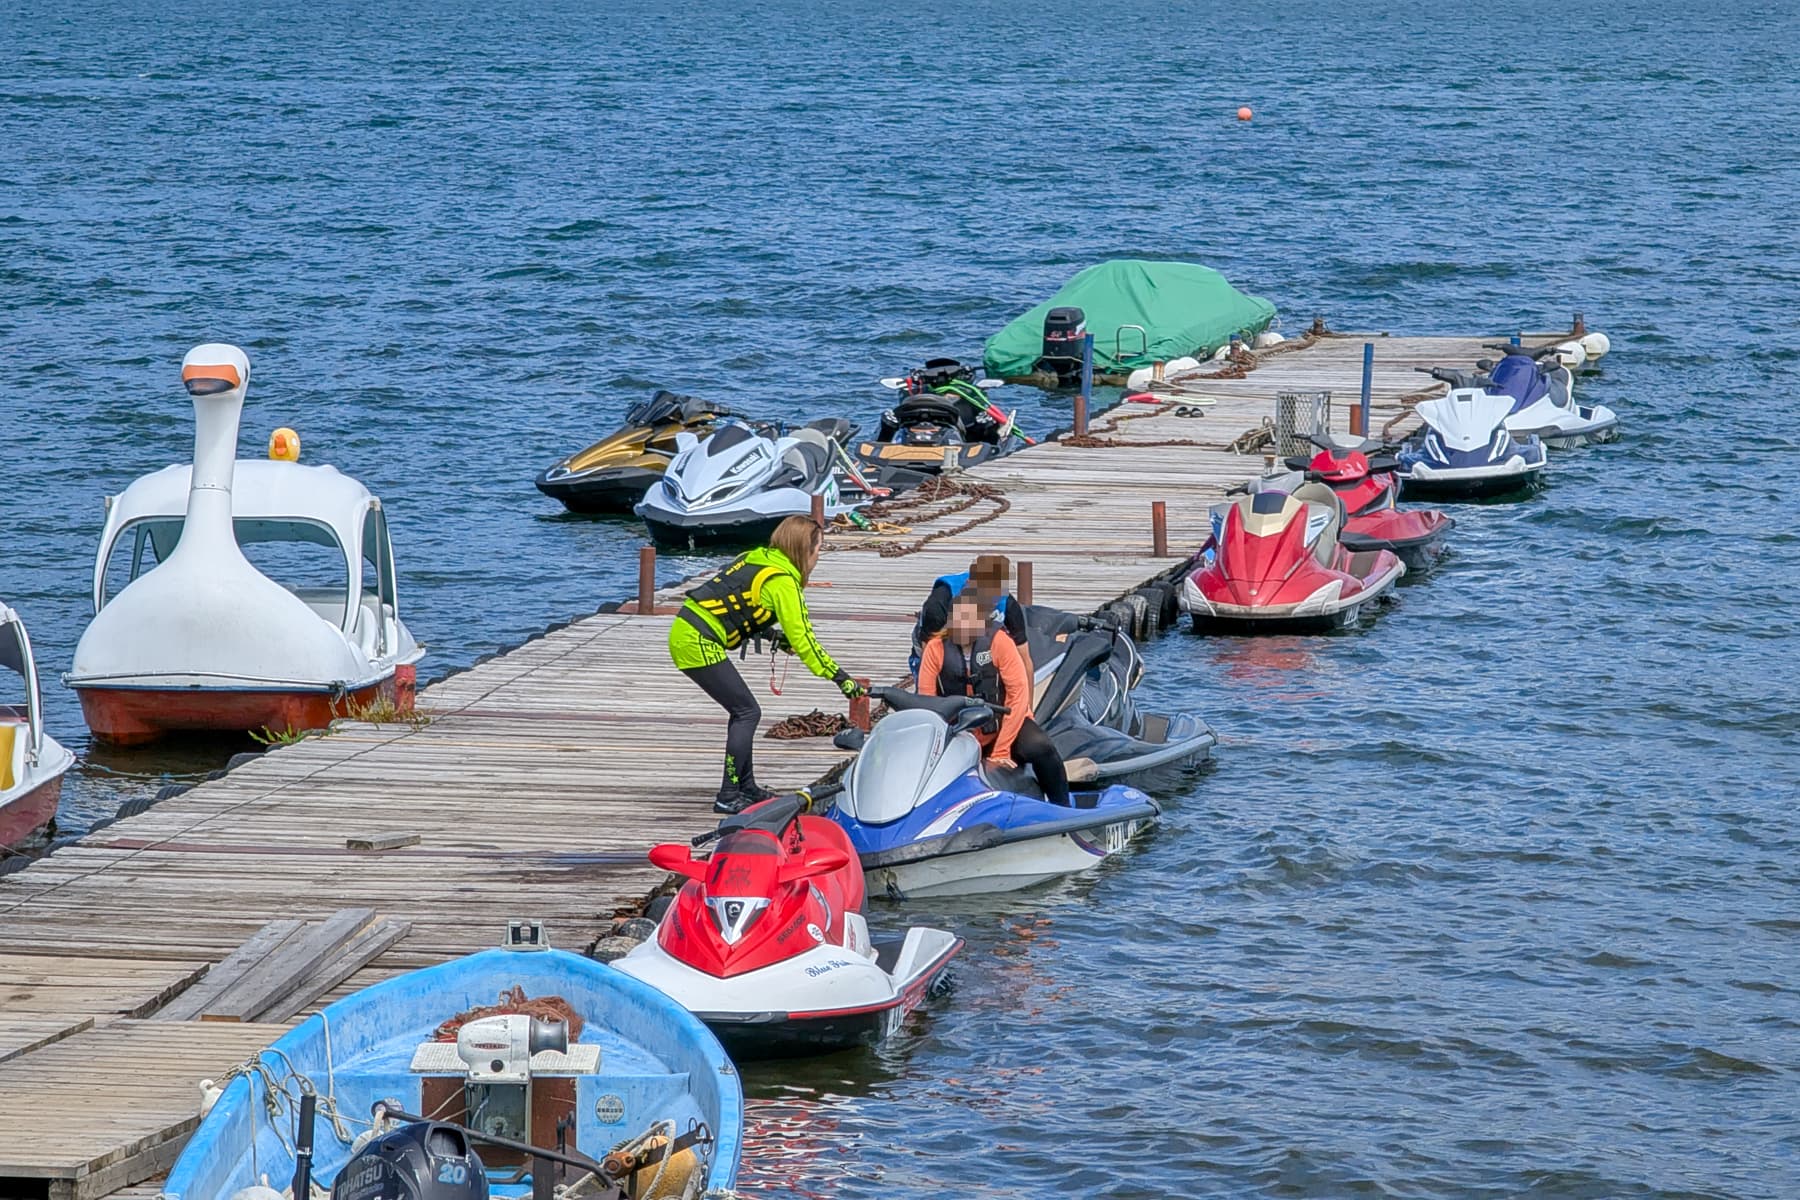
left=1573, top=312, right=1586, bottom=336
left=637, top=545, right=655, bottom=616
left=850, top=679, right=871, bottom=732
left=1151, top=501, right=1168, bottom=557
left=1075, top=332, right=1094, bottom=436
left=810, top=493, right=824, bottom=527
left=1359, top=342, right=1373, bottom=437
left=1017, top=561, right=1033, bottom=606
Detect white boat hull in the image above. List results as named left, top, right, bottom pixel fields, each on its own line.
left=866, top=818, right=1151, bottom=899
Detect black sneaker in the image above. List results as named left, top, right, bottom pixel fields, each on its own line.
left=739, top=781, right=779, bottom=804
left=713, top=787, right=755, bottom=815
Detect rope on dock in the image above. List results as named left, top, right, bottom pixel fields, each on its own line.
left=765, top=709, right=852, bottom=739
left=831, top=476, right=1011, bottom=557
left=1062, top=403, right=1210, bottom=450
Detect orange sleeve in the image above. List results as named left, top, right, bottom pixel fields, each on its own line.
left=916, top=637, right=945, bottom=698
left=989, top=631, right=1031, bottom=760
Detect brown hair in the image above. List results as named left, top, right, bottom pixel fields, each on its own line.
left=770, top=515, right=823, bottom=586
left=970, top=554, right=1010, bottom=590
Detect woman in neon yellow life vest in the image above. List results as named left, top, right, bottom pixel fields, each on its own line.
left=669, top=515, right=866, bottom=813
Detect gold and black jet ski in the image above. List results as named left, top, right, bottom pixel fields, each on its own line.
left=536, top=391, right=735, bottom=514
left=854, top=359, right=1032, bottom=488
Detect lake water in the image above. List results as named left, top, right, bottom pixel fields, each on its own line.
left=3, top=0, right=1797, bottom=1195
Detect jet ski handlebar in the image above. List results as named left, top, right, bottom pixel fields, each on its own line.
left=1416, top=365, right=1491, bottom=388
left=872, top=685, right=1010, bottom=717
left=691, top=782, right=847, bottom=846
left=1482, top=341, right=1560, bottom=361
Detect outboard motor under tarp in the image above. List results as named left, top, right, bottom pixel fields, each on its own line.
left=330, top=1122, right=487, bottom=1200
left=1037, top=306, right=1087, bottom=385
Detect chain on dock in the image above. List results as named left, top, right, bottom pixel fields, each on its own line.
left=829, top=475, right=1011, bottom=557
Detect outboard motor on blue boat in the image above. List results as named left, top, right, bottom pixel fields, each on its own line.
left=330, top=1122, right=486, bottom=1200
left=1037, top=306, right=1087, bottom=385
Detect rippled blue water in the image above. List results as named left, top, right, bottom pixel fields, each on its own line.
left=4, top=0, right=1798, bottom=1195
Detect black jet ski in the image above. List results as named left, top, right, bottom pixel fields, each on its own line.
left=1021, top=605, right=1216, bottom=785
left=853, top=359, right=1032, bottom=488
left=535, top=391, right=736, bottom=514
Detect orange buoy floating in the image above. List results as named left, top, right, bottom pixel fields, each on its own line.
left=268, top=427, right=300, bottom=462
left=1237, top=106, right=1254, bottom=121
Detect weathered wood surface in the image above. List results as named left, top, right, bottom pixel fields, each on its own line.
left=0, top=1021, right=287, bottom=1200
left=0, top=1015, right=96, bottom=1064
left=0, top=331, right=1519, bottom=1195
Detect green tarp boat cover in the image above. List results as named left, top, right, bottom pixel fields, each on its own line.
left=984, top=260, right=1278, bottom=378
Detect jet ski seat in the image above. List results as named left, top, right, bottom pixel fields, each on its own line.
left=802, top=417, right=855, bottom=446
left=1291, top=482, right=1344, bottom=566
left=978, top=759, right=1044, bottom=799
left=1034, top=631, right=1114, bottom=724
left=781, top=429, right=833, bottom=486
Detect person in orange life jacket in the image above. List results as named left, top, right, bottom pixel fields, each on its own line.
left=911, top=553, right=1029, bottom=677
left=916, top=595, right=1070, bottom=806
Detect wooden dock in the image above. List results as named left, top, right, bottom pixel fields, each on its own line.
left=0, top=330, right=1563, bottom=1197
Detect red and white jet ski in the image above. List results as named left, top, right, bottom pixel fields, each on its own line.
left=1180, top=482, right=1405, bottom=634
left=1249, top=436, right=1453, bottom=571
left=613, top=791, right=962, bottom=1059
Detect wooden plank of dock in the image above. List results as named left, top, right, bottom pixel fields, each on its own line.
left=0, top=1021, right=287, bottom=1200
left=0, top=329, right=1570, bottom=1195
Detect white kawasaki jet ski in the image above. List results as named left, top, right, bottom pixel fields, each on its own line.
left=635, top=417, right=866, bottom=547
left=1395, top=369, right=1549, bottom=500
left=1480, top=342, right=1621, bottom=449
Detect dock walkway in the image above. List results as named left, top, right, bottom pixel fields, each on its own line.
left=0, top=332, right=1526, bottom=1197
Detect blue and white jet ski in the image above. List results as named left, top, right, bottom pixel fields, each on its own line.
left=829, top=687, right=1161, bottom=899
left=1395, top=367, right=1548, bottom=500
left=1481, top=342, right=1621, bottom=449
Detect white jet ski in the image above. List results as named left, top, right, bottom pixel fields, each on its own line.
left=634, top=417, right=866, bottom=548
left=1482, top=342, right=1621, bottom=449
left=1395, top=369, right=1549, bottom=500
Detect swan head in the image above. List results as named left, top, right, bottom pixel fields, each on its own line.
left=181, top=343, right=251, bottom=398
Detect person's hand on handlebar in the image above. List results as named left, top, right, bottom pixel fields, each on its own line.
left=986, top=754, right=1016, bottom=770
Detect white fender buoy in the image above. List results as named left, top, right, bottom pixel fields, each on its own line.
left=1253, top=331, right=1285, bottom=349
left=1211, top=345, right=1231, bottom=362
left=199, top=1078, right=223, bottom=1115
left=1554, top=340, right=1588, bottom=369
left=1579, top=331, right=1611, bottom=360
left=1126, top=366, right=1154, bottom=390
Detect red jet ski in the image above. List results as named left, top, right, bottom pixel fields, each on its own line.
left=1257, top=439, right=1453, bottom=571
left=1180, top=482, right=1406, bottom=634
left=613, top=791, right=962, bottom=1059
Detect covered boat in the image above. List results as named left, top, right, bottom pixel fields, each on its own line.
left=163, top=940, right=741, bottom=1200
left=984, top=260, right=1277, bottom=383
left=67, top=345, right=423, bottom=744
left=0, top=604, right=75, bottom=850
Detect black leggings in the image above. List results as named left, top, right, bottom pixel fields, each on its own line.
left=682, top=660, right=761, bottom=790
left=1010, top=717, right=1071, bottom=807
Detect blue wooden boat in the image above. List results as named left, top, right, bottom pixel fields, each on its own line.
left=163, top=945, right=741, bottom=1200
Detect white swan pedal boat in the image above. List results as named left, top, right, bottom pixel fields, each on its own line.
left=67, top=345, right=422, bottom=744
